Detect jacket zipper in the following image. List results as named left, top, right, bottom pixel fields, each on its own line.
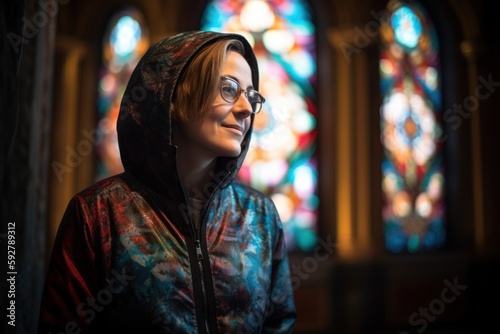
left=181, top=170, right=232, bottom=334
left=195, top=238, right=211, bottom=334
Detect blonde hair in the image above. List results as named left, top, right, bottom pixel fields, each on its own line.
left=172, top=39, right=246, bottom=122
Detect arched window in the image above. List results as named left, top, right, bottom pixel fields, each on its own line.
left=379, top=1, right=446, bottom=253
left=201, top=0, right=318, bottom=252
left=96, top=8, right=149, bottom=181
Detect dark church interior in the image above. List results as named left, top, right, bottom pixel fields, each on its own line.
left=1, top=0, right=499, bottom=333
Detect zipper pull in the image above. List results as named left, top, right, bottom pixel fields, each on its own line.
left=195, top=240, right=203, bottom=260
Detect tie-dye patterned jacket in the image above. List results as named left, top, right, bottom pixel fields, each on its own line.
left=39, top=31, right=296, bottom=333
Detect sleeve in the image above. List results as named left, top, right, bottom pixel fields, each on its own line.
left=263, top=204, right=297, bottom=333
left=38, top=195, right=108, bottom=334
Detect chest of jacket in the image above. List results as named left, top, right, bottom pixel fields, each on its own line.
left=95, top=183, right=275, bottom=332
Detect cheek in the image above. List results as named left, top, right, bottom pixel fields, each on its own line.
left=206, top=104, right=228, bottom=123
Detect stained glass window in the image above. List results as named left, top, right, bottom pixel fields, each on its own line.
left=379, top=1, right=446, bottom=253
left=201, top=0, right=318, bottom=252
left=96, top=8, right=149, bottom=181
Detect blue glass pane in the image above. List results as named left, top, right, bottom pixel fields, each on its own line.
left=110, top=16, right=142, bottom=64
left=391, top=6, right=422, bottom=49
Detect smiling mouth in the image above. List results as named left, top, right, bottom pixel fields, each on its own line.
left=222, top=124, right=244, bottom=136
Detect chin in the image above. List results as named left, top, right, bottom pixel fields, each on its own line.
left=219, top=146, right=242, bottom=158
left=209, top=139, right=243, bottom=158
left=223, top=150, right=241, bottom=158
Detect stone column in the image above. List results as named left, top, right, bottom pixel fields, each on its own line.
left=328, top=20, right=380, bottom=260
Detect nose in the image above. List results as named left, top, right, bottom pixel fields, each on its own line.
left=233, top=93, right=253, bottom=118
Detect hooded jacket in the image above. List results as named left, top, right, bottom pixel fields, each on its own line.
left=39, top=31, right=296, bottom=333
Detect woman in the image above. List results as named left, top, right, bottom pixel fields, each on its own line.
left=38, top=31, right=296, bottom=333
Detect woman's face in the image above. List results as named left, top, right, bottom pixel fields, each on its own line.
left=176, top=51, right=253, bottom=160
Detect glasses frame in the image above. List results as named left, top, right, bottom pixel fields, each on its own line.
left=219, top=76, right=266, bottom=114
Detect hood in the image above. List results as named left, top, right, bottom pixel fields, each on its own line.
left=116, top=31, right=259, bottom=201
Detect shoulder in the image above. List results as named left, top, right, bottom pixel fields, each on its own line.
left=76, top=172, right=145, bottom=201
left=229, top=182, right=275, bottom=206
left=76, top=173, right=130, bottom=198
left=59, top=173, right=139, bottom=241
left=70, top=173, right=138, bottom=212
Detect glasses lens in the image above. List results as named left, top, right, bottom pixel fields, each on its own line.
left=220, top=77, right=265, bottom=113
left=251, top=101, right=262, bottom=113
left=220, top=78, right=239, bottom=102
left=247, top=91, right=263, bottom=113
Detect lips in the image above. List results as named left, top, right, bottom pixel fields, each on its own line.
left=222, top=124, right=244, bottom=136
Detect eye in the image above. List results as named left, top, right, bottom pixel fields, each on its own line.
left=221, top=79, right=239, bottom=101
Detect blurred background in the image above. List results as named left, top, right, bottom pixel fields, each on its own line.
left=1, top=0, right=499, bottom=333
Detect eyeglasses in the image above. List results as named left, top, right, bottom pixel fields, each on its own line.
left=220, top=76, right=266, bottom=114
